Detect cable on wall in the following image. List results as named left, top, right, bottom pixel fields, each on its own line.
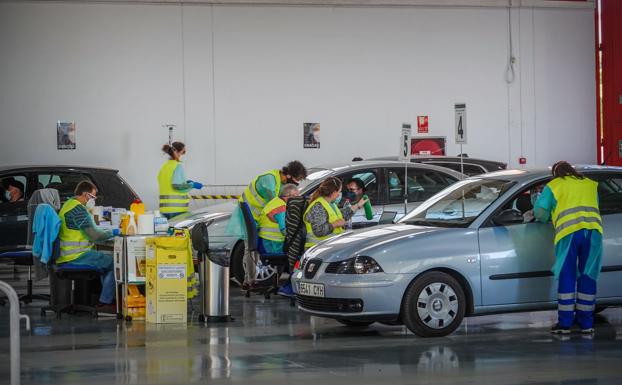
left=505, top=0, right=516, bottom=84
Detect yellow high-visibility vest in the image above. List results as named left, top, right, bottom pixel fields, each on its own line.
left=258, top=197, right=286, bottom=242
left=239, top=169, right=281, bottom=221
left=57, top=198, right=94, bottom=264
left=158, top=160, right=190, bottom=216
left=548, top=176, right=602, bottom=244
left=304, top=196, right=344, bottom=249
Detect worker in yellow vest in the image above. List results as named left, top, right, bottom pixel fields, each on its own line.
left=258, top=184, right=300, bottom=254
left=227, top=160, right=307, bottom=288
left=57, top=181, right=121, bottom=313
left=158, top=142, right=204, bottom=219
left=534, top=161, right=603, bottom=335
left=304, top=177, right=368, bottom=250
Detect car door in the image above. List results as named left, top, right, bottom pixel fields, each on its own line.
left=383, top=167, right=458, bottom=221
left=585, top=172, right=622, bottom=299
left=478, top=180, right=558, bottom=306
left=0, top=173, right=31, bottom=251
left=333, top=168, right=382, bottom=228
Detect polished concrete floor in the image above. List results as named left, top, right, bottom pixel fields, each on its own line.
left=1, top=293, right=622, bottom=385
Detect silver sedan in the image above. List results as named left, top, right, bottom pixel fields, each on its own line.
left=291, top=166, right=622, bottom=337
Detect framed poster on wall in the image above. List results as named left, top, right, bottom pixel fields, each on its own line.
left=57, top=121, right=76, bottom=150
left=411, top=137, right=446, bottom=156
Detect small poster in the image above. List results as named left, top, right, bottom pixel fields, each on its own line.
left=417, top=116, right=429, bottom=134
left=303, top=122, right=320, bottom=149
left=57, top=121, right=76, bottom=150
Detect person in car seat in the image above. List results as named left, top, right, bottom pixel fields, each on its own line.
left=3, top=179, right=24, bottom=202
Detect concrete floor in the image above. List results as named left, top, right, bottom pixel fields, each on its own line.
left=1, top=293, right=622, bottom=385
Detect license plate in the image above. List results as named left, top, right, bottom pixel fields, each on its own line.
left=298, top=282, right=325, bottom=298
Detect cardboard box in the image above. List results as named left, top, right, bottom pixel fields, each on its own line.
left=146, top=236, right=188, bottom=324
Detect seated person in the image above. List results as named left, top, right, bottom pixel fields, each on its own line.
left=521, top=185, right=545, bottom=223
left=3, top=179, right=24, bottom=202
left=57, top=181, right=120, bottom=312
left=341, top=177, right=366, bottom=207
left=258, top=184, right=299, bottom=254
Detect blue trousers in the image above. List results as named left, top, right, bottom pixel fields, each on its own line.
left=69, top=251, right=115, bottom=304
left=557, top=230, right=597, bottom=329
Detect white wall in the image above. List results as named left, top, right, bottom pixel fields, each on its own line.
left=0, top=2, right=596, bottom=207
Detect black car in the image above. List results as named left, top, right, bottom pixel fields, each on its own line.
left=0, top=166, right=139, bottom=253
left=369, top=155, right=507, bottom=176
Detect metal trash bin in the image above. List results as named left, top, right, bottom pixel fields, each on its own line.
left=191, top=223, right=233, bottom=323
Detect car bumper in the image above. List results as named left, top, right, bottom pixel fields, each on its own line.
left=290, top=270, right=413, bottom=318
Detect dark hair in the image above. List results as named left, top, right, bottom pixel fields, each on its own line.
left=346, top=178, right=365, bottom=192
left=352, top=157, right=363, bottom=162
left=162, top=142, right=185, bottom=159
left=6, top=179, right=24, bottom=193
left=74, top=181, right=97, bottom=196
left=310, top=177, right=342, bottom=203
left=282, top=160, right=308, bottom=179
left=552, top=161, right=584, bottom=179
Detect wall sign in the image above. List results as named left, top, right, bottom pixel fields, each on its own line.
left=417, top=116, right=429, bottom=134
left=303, top=123, right=320, bottom=149
left=57, top=121, right=76, bottom=150
left=411, top=137, right=446, bottom=156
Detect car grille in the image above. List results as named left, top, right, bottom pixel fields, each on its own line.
left=304, top=259, right=322, bottom=279
left=296, top=295, right=364, bottom=313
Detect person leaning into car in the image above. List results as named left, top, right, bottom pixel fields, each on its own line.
left=57, top=181, right=121, bottom=313
left=304, top=177, right=368, bottom=250
left=534, top=161, right=603, bottom=335
left=158, top=141, right=204, bottom=219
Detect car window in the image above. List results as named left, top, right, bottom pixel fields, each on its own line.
left=0, top=174, right=28, bottom=204
left=37, top=172, right=97, bottom=202
left=339, top=169, right=380, bottom=204
left=589, top=174, right=622, bottom=215
left=492, top=181, right=549, bottom=226
left=387, top=168, right=457, bottom=204
left=424, top=162, right=484, bottom=176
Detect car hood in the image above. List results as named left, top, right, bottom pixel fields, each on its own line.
left=169, top=201, right=236, bottom=228
left=302, top=224, right=445, bottom=263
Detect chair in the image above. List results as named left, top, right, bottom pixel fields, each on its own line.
left=239, top=202, right=289, bottom=298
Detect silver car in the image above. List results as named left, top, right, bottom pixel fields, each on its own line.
left=291, top=166, right=622, bottom=337
left=170, top=161, right=463, bottom=285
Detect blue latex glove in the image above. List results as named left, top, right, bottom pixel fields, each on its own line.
left=192, top=182, right=203, bottom=190
left=112, top=228, right=121, bottom=236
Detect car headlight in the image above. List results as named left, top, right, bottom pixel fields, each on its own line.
left=335, top=256, right=383, bottom=274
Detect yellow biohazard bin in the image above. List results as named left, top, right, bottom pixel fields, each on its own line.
left=146, top=236, right=188, bottom=324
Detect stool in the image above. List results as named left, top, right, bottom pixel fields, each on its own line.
left=41, top=264, right=104, bottom=318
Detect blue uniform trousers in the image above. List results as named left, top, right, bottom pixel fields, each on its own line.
left=557, top=230, right=597, bottom=329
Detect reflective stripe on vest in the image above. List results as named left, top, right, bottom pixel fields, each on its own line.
left=258, top=197, right=286, bottom=242
left=239, top=169, right=282, bottom=221
left=158, top=160, right=190, bottom=215
left=57, top=198, right=94, bottom=264
left=304, top=197, right=344, bottom=249
left=548, top=177, right=603, bottom=245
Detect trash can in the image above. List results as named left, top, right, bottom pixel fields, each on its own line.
left=191, top=223, right=232, bottom=323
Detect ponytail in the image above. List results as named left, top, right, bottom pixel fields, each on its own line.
left=162, top=142, right=185, bottom=159
left=552, top=161, right=584, bottom=179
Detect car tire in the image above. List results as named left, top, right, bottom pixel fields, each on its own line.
left=230, top=241, right=245, bottom=285
left=337, top=319, right=375, bottom=328
left=401, top=271, right=466, bottom=338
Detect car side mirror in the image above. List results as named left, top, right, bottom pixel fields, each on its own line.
left=493, top=209, right=524, bottom=226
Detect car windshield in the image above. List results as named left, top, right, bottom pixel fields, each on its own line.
left=399, top=178, right=516, bottom=227
left=298, top=168, right=334, bottom=191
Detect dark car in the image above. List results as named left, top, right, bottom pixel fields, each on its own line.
left=370, top=156, right=507, bottom=176
left=0, top=166, right=139, bottom=253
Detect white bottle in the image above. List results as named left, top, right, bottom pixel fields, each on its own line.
left=154, top=210, right=169, bottom=234
left=126, top=212, right=138, bottom=236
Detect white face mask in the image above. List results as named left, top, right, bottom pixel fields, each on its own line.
left=85, top=198, right=96, bottom=210
left=4, top=191, right=11, bottom=201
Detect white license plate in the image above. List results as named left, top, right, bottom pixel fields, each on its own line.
left=298, top=282, right=325, bottom=298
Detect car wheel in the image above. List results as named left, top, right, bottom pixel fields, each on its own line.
left=230, top=241, right=245, bottom=285
left=337, top=319, right=375, bottom=328
left=402, top=271, right=466, bottom=337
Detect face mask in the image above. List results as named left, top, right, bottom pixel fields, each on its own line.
left=389, top=177, right=399, bottom=187
left=4, top=191, right=11, bottom=201
left=530, top=192, right=540, bottom=206
left=334, top=192, right=342, bottom=205
left=343, top=191, right=356, bottom=202
left=85, top=198, right=96, bottom=210
left=286, top=177, right=299, bottom=186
